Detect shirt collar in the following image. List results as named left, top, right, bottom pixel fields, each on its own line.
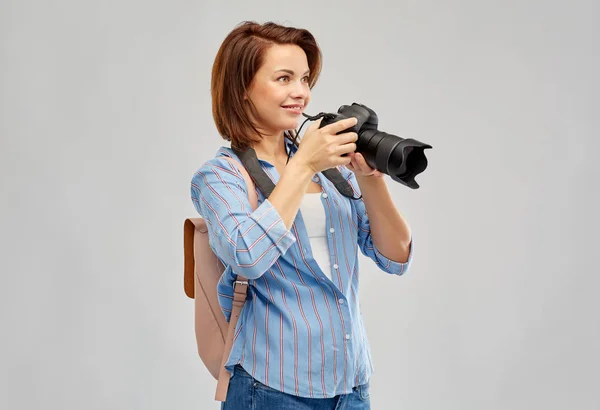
left=284, top=133, right=299, bottom=155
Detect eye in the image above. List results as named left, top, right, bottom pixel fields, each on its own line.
left=302, top=76, right=310, bottom=83
left=277, top=75, right=290, bottom=83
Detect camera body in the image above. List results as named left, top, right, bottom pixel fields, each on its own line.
left=319, top=103, right=378, bottom=135
left=318, top=103, right=432, bottom=189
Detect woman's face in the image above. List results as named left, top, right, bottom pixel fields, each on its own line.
left=246, top=44, right=311, bottom=137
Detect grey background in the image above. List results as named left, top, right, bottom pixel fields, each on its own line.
left=1, top=0, right=598, bottom=409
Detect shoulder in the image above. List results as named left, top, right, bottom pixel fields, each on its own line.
left=192, top=147, right=242, bottom=181
left=191, top=146, right=247, bottom=195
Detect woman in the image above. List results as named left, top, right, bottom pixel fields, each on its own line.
left=191, top=21, right=413, bottom=409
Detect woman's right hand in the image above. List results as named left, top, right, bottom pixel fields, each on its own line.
left=292, top=116, right=359, bottom=174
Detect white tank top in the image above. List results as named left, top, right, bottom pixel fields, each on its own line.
left=299, top=192, right=333, bottom=282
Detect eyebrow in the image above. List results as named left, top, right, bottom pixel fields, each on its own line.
left=275, top=69, right=310, bottom=76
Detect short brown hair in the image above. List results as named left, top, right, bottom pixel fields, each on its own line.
left=211, top=21, right=322, bottom=150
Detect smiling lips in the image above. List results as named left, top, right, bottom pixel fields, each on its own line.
left=282, top=104, right=304, bottom=114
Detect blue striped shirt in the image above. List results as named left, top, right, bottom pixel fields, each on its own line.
left=190, top=140, right=414, bottom=399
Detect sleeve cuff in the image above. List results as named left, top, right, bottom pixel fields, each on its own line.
left=374, top=238, right=414, bottom=276
left=249, top=198, right=296, bottom=254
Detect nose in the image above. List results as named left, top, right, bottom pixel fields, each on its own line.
left=290, top=80, right=309, bottom=100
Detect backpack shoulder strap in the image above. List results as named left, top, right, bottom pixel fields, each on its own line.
left=214, top=155, right=257, bottom=401
left=222, top=155, right=258, bottom=209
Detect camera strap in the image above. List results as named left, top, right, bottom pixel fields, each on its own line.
left=231, top=143, right=359, bottom=200
left=321, top=168, right=358, bottom=199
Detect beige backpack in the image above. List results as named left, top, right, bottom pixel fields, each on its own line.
left=183, top=156, right=257, bottom=402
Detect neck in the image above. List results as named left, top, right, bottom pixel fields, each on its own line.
left=252, top=131, right=289, bottom=163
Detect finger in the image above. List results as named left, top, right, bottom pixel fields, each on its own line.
left=336, top=131, right=358, bottom=144
left=357, top=155, right=376, bottom=174
left=337, top=142, right=357, bottom=156
left=355, top=152, right=369, bottom=167
left=336, top=155, right=353, bottom=167
left=357, top=153, right=373, bottom=170
left=322, top=116, right=358, bottom=135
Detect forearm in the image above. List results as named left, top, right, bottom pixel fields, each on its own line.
left=356, top=175, right=412, bottom=262
left=268, top=157, right=314, bottom=229
left=194, top=174, right=297, bottom=280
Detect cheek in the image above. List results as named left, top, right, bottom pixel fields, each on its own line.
left=272, top=87, right=290, bottom=104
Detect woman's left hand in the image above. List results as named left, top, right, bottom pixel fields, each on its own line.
left=346, top=152, right=384, bottom=179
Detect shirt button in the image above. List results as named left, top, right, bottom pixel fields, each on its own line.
left=338, top=299, right=344, bottom=304
left=333, top=264, right=339, bottom=270
left=329, top=228, right=335, bottom=233
left=314, top=176, right=320, bottom=182
left=345, top=334, right=350, bottom=340
left=322, top=193, right=328, bottom=199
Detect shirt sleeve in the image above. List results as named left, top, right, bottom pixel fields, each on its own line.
left=341, top=166, right=414, bottom=276
left=190, top=156, right=297, bottom=280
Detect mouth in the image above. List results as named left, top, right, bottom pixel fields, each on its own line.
left=281, top=104, right=304, bottom=114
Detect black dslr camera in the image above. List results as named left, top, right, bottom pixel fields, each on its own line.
left=312, top=103, right=432, bottom=189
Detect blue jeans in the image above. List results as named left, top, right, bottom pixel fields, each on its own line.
left=221, top=365, right=371, bottom=409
